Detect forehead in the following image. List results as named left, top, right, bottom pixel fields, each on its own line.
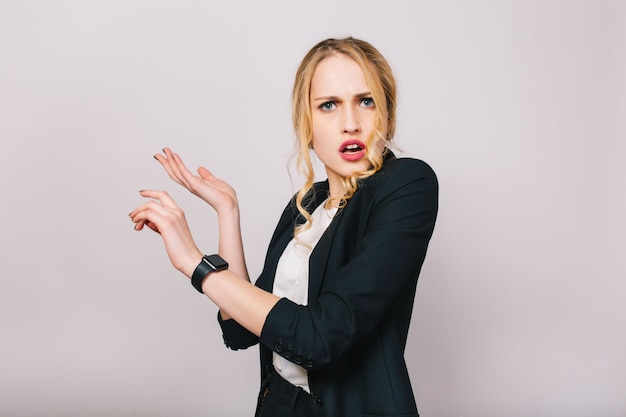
left=310, top=53, right=369, bottom=95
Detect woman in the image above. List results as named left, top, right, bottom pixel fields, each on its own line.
left=130, top=37, right=438, bottom=417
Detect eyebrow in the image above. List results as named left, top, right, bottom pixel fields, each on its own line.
left=312, top=91, right=372, bottom=102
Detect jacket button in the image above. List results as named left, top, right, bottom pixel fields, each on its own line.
left=275, top=343, right=284, bottom=353
left=312, top=394, right=323, bottom=407
left=285, top=350, right=294, bottom=359
left=305, top=359, right=316, bottom=369
left=294, top=355, right=303, bottom=364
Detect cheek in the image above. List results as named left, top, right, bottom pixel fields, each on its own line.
left=363, top=111, right=377, bottom=130
left=310, top=116, right=320, bottom=141
left=311, top=122, right=330, bottom=145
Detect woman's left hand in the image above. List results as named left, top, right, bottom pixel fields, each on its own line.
left=129, top=189, right=203, bottom=277
left=154, top=147, right=239, bottom=216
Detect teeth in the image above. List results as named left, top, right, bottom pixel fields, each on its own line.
left=344, top=144, right=361, bottom=151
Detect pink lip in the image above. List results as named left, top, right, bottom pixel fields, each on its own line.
left=339, top=140, right=366, bottom=161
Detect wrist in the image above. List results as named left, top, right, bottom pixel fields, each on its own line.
left=191, top=254, right=229, bottom=293
left=179, top=250, right=203, bottom=278
left=217, top=204, right=240, bottom=223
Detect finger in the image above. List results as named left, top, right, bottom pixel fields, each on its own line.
left=129, top=191, right=162, bottom=219
left=130, top=201, right=174, bottom=231
left=155, top=148, right=185, bottom=187
left=167, top=150, right=195, bottom=190
left=197, top=166, right=216, bottom=181
left=162, top=148, right=192, bottom=189
left=137, top=189, right=181, bottom=210
left=130, top=201, right=163, bottom=227
left=171, top=152, right=197, bottom=191
left=171, top=153, right=206, bottom=191
left=145, top=220, right=161, bottom=234
left=133, top=219, right=145, bottom=231
left=129, top=196, right=172, bottom=227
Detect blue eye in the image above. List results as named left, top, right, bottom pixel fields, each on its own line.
left=360, top=97, right=375, bottom=107
left=319, top=101, right=336, bottom=111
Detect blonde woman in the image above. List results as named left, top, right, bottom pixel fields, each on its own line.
left=130, top=37, right=438, bottom=417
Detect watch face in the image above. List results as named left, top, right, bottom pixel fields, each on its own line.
left=204, top=255, right=228, bottom=271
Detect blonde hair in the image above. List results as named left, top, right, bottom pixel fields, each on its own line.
left=292, top=37, right=397, bottom=236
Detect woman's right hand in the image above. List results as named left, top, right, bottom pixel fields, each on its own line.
left=154, top=147, right=238, bottom=215
left=129, top=189, right=203, bottom=277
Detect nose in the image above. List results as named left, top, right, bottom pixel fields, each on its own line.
left=342, top=107, right=361, bottom=134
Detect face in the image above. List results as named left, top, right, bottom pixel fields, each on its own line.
left=309, top=53, right=384, bottom=198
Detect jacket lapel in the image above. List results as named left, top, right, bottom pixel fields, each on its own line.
left=307, top=206, right=342, bottom=302
left=306, top=149, right=397, bottom=301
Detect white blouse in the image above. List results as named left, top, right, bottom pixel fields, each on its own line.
left=272, top=199, right=337, bottom=393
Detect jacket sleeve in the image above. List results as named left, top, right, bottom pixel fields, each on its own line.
left=217, top=195, right=300, bottom=351
left=218, top=311, right=259, bottom=350
left=258, top=159, right=438, bottom=370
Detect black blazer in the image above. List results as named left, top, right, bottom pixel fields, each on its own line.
left=219, top=151, right=438, bottom=416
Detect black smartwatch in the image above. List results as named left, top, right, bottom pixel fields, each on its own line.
left=191, top=254, right=229, bottom=293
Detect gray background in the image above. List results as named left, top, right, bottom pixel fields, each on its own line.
left=1, top=1, right=624, bottom=416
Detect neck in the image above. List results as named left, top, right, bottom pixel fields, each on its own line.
left=327, top=180, right=347, bottom=203
left=324, top=197, right=342, bottom=210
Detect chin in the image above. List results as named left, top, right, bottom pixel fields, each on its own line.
left=342, top=163, right=374, bottom=178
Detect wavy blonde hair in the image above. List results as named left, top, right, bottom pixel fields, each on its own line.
left=292, top=37, right=397, bottom=237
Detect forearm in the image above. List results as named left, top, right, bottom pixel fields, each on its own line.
left=202, top=269, right=279, bottom=337
left=215, top=207, right=251, bottom=320
left=137, top=148, right=268, bottom=326
left=216, top=207, right=250, bottom=282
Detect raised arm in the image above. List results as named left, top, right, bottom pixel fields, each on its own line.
left=154, top=147, right=250, bottom=285
left=130, top=148, right=280, bottom=328
left=130, top=185, right=280, bottom=334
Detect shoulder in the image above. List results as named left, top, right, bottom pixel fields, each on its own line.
left=385, top=156, right=437, bottom=179
left=363, top=154, right=438, bottom=193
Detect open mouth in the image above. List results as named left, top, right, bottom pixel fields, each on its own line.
left=339, top=140, right=366, bottom=161
left=342, top=143, right=363, bottom=154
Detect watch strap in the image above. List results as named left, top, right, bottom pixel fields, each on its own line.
left=191, top=254, right=228, bottom=293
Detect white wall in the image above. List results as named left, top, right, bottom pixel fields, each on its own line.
left=1, top=1, right=624, bottom=416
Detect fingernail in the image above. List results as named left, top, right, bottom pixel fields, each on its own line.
left=153, top=155, right=158, bottom=160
